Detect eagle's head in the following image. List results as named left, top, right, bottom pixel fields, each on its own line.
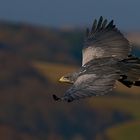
left=59, top=72, right=79, bottom=84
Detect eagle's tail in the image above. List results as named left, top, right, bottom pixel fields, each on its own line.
left=119, top=56, right=140, bottom=87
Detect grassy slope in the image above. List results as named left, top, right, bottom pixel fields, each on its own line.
left=32, top=61, right=78, bottom=83
left=88, top=97, right=140, bottom=119
left=105, top=121, right=140, bottom=140
left=88, top=96, right=140, bottom=140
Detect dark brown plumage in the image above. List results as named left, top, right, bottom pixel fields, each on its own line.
left=53, top=16, right=140, bottom=102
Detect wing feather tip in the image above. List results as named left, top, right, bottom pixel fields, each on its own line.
left=91, top=19, right=97, bottom=33
left=88, top=17, right=116, bottom=38
left=86, top=28, right=90, bottom=37
left=52, top=94, right=61, bottom=101
left=52, top=94, right=74, bottom=102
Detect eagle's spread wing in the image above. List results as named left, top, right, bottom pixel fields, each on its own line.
left=82, top=16, right=130, bottom=66
left=62, top=72, right=119, bottom=102
left=56, top=58, right=120, bottom=102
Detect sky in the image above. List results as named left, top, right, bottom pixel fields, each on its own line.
left=0, top=0, right=140, bottom=30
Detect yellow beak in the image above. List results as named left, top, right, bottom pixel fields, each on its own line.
left=59, top=76, right=70, bottom=83
left=59, top=76, right=68, bottom=82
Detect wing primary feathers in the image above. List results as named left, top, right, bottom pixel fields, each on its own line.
left=52, top=94, right=61, bottom=101
left=91, top=19, right=97, bottom=33
left=90, top=17, right=115, bottom=36
left=52, top=94, right=73, bottom=102
left=83, top=17, right=130, bottom=65
left=112, top=25, right=116, bottom=28
left=86, top=28, right=90, bottom=37
left=88, top=18, right=116, bottom=39
left=101, top=19, right=107, bottom=29
left=106, top=20, right=114, bottom=29
left=96, top=16, right=103, bottom=30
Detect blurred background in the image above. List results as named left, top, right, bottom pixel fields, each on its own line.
left=0, top=0, right=140, bottom=140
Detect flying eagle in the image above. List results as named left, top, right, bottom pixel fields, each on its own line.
left=53, top=16, right=140, bottom=102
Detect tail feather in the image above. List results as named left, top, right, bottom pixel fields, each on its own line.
left=127, top=58, right=140, bottom=81
left=134, top=81, right=140, bottom=86
left=122, top=56, right=140, bottom=81
left=119, top=56, right=140, bottom=87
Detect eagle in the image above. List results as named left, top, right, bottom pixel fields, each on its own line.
left=53, top=16, right=140, bottom=102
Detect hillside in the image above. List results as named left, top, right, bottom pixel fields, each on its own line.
left=2, top=51, right=130, bottom=140
left=0, top=21, right=84, bottom=65
left=0, top=21, right=140, bottom=140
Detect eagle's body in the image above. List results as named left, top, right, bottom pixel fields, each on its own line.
left=53, top=16, right=140, bottom=102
